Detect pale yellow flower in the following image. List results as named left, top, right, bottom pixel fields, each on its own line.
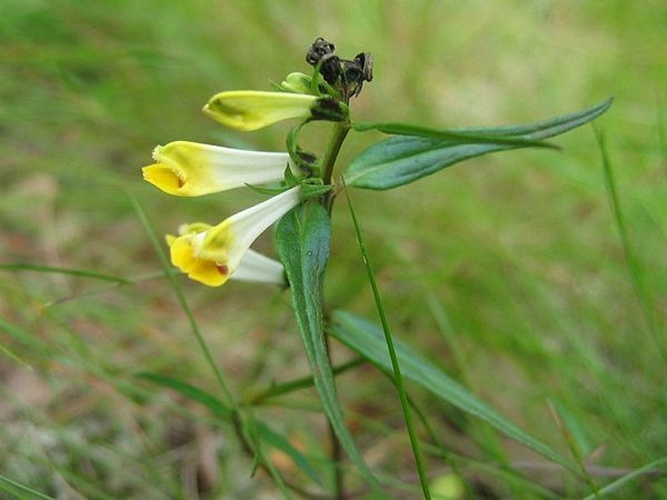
left=142, top=141, right=292, bottom=196
left=203, top=90, right=347, bottom=131
left=203, top=91, right=317, bottom=131
left=167, top=187, right=300, bottom=286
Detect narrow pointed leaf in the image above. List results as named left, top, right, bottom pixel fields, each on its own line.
left=345, top=99, right=612, bottom=190
left=329, top=310, right=575, bottom=471
left=352, top=121, right=558, bottom=149
left=138, top=372, right=232, bottom=419
left=276, top=203, right=383, bottom=492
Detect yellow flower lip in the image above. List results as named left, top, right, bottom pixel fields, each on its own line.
left=203, top=91, right=318, bottom=131
left=168, top=227, right=229, bottom=286
left=142, top=141, right=293, bottom=197
left=142, top=163, right=184, bottom=193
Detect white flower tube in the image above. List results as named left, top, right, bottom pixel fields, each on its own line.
left=233, top=249, right=285, bottom=285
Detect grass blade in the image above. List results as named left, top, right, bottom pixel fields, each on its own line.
left=0, top=474, right=55, bottom=500
left=329, top=310, right=575, bottom=472
left=596, top=128, right=666, bottom=362
left=137, top=372, right=231, bottom=419
left=0, top=263, right=131, bottom=284
left=581, top=456, right=667, bottom=499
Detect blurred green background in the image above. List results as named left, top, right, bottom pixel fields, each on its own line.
left=1, top=1, right=666, bottom=498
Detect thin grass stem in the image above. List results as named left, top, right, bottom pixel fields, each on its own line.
left=595, top=128, right=667, bottom=363
left=0, top=474, right=55, bottom=500
left=129, top=193, right=237, bottom=409
left=343, top=183, right=431, bottom=499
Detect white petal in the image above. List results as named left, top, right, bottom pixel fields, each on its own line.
left=202, top=186, right=301, bottom=272
left=226, top=186, right=301, bottom=266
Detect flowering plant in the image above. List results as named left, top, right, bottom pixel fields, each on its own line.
left=141, top=38, right=611, bottom=497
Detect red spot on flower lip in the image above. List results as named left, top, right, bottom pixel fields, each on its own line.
left=216, top=264, right=229, bottom=275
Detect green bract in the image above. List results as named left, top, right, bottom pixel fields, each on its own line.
left=279, top=72, right=314, bottom=94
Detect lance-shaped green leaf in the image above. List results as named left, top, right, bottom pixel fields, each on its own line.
left=345, top=98, right=613, bottom=190
left=352, top=121, right=558, bottom=148
left=329, top=310, right=576, bottom=472
left=276, top=204, right=383, bottom=493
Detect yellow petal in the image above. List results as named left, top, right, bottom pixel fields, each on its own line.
left=169, top=232, right=230, bottom=287
left=201, top=220, right=234, bottom=262
left=142, top=163, right=184, bottom=194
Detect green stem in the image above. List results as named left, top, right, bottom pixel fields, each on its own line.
left=321, top=121, right=351, bottom=211
left=316, top=119, right=351, bottom=498
left=344, top=185, right=432, bottom=499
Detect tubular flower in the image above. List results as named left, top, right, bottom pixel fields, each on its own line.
left=142, top=141, right=293, bottom=197
left=203, top=91, right=317, bottom=131
left=203, top=90, right=347, bottom=131
left=167, top=186, right=300, bottom=287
